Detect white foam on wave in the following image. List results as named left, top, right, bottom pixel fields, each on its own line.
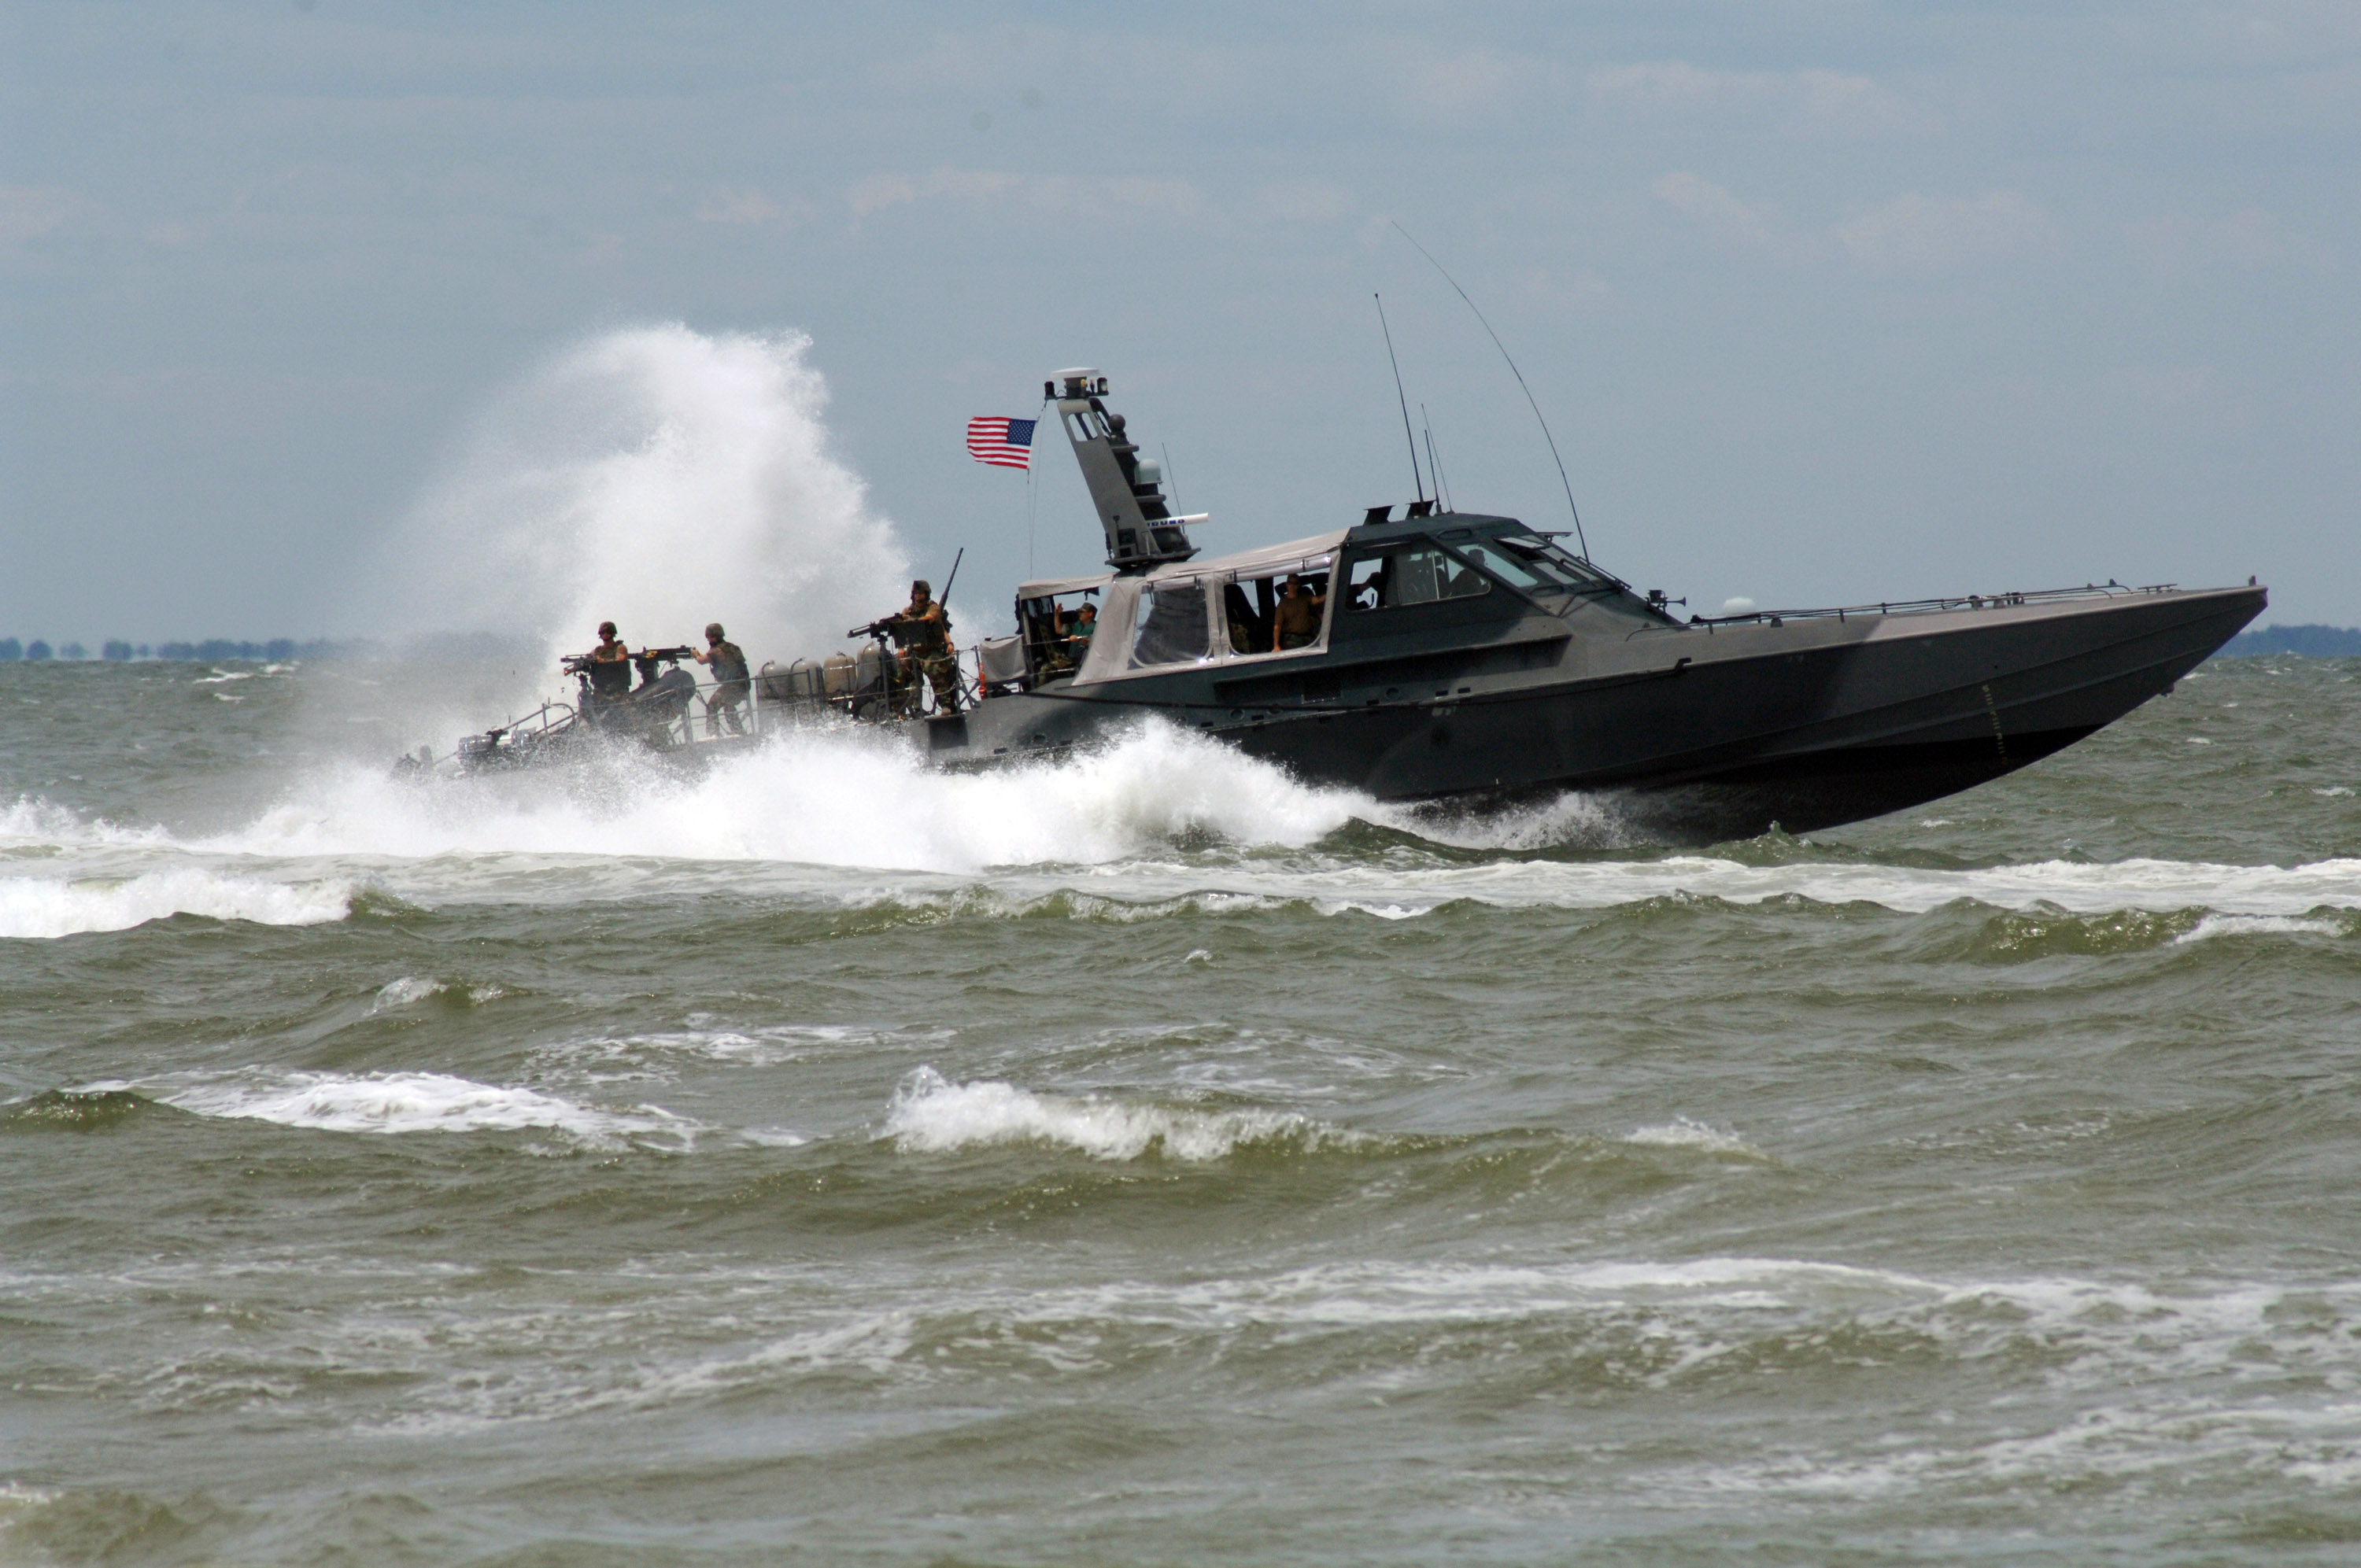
left=120, top=1069, right=695, bottom=1147
left=208, top=720, right=1363, bottom=874
left=882, top=1065, right=1345, bottom=1161
left=0, top=868, right=354, bottom=939
left=1056, top=1256, right=1925, bottom=1332
left=1624, top=1117, right=1764, bottom=1157
left=962, top=849, right=2361, bottom=924
left=20, top=760, right=2361, bottom=924
left=2172, top=912, right=2345, bottom=944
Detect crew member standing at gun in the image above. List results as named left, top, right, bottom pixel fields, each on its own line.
left=585, top=622, right=631, bottom=702
left=886, top=579, right=959, bottom=716
left=693, top=622, right=751, bottom=736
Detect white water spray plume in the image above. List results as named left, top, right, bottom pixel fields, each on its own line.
left=360, top=325, right=909, bottom=679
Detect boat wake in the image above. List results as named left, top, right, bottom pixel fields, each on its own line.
left=6, top=717, right=2360, bottom=939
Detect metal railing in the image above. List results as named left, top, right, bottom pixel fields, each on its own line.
left=1678, top=580, right=2180, bottom=631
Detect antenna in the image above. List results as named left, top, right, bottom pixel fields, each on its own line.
left=1391, top=222, right=1589, bottom=559
left=1161, top=441, right=1178, bottom=511
left=1422, top=404, right=1454, bottom=513
left=1373, top=293, right=1426, bottom=506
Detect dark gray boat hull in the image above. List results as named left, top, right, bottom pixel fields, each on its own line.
left=921, top=582, right=2264, bottom=844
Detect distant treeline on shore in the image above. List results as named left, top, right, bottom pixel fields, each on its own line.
left=2217, top=624, right=2361, bottom=658
left=0, top=637, right=349, bottom=663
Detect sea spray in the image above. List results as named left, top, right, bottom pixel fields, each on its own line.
left=215, top=719, right=1369, bottom=873
left=355, top=325, right=909, bottom=706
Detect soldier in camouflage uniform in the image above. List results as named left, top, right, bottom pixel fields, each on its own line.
left=692, top=621, right=751, bottom=736
left=889, top=580, right=960, bottom=716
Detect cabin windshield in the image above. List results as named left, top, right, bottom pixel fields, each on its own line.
left=1459, top=533, right=1613, bottom=595
left=1343, top=545, right=1491, bottom=611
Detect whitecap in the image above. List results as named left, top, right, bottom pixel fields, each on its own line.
left=124, top=1068, right=696, bottom=1146
left=2172, top=913, right=2343, bottom=944
left=881, top=1065, right=1347, bottom=1162
left=0, top=869, right=354, bottom=939
left=1624, top=1116, right=1763, bottom=1157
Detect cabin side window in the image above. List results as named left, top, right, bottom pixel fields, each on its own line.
left=1017, top=589, right=1101, bottom=685
left=1343, top=546, right=1491, bottom=611
left=1219, top=565, right=1332, bottom=655
left=1129, top=580, right=1212, bottom=668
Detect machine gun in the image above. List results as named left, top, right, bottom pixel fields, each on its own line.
left=630, top=645, right=694, bottom=679
left=560, top=644, right=693, bottom=673
left=560, top=645, right=696, bottom=714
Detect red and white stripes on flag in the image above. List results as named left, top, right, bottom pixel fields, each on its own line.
left=966, top=415, right=1037, bottom=470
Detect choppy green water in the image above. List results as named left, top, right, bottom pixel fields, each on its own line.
left=5, top=655, right=2360, bottom=1566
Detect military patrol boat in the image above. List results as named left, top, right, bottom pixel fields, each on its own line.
left=922, top=369, right=2264, bottom=841
left=410, top=367, right=2263, bottom=843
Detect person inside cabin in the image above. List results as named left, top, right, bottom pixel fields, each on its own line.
left=1273, top=574, right=1325, bottom=651
left=693, top=621, right=751, bottom=736
left=586, top=621, right=632, bottom=701
left=885, top=579, right=959, bottom=715
left=1225, top=583, right=1258, bottom=654
left=1068, top=602, right=1097, bottom=660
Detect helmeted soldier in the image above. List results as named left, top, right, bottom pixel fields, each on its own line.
left=584, top=621, right=632, bottom=701
left=888, top=579, right=959, bottom=715
left=693, top=621, right=751, bottom=736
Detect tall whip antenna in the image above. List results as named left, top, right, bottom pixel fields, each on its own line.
left=1391, top=222, right=1589, bottom=559
left=1422, top=404, right=1451, bottom=513
left=1373, top=293, right=1426, bottom=506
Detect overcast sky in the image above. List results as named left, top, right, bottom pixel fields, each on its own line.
left=3, top=1, right=2356, bottom=645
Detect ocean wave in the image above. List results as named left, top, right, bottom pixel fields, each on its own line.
left=868, top=854, right=2361, bottom=925
left=1622, top=1117, right=1764, bottom=1157
left=881, top=1066, right=1358, bottom=1162
left=0, top=868, right=355, bottom=939
left=105, top=1069, right=696, bottom=1147
left=372, top=976, right=445, bottom=1011
left=2172, top=912, right=2347, bottom=944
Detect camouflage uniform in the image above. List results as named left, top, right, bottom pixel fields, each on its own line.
left=898, top=601, right=959, bottom=715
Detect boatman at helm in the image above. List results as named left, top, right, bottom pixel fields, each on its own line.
left=1273, top=574, right=1325, bottom=651
left=586, top=621, right=632, bottom=703
left=693, top=622, right=751, bottom=736
left=886, top=579, right=959, bottom=715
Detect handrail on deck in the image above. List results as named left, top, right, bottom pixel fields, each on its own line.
left=1680, top=580, right=2181, bottom=631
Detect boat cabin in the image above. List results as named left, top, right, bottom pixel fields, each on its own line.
left=988, top=515, right=1627, bottom=695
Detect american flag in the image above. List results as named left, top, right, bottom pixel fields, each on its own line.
left=966, top=415, right=1036, bottom=470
